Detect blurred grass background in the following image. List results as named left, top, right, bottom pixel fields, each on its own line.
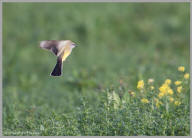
left=3, top=3, right=190, bottom=135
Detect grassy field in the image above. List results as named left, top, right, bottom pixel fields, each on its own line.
left=3, top=3, right=190, bottom=136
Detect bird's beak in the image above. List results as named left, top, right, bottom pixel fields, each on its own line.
left=72, top=43, right=77, bottom=47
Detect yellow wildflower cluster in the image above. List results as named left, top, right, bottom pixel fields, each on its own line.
left=158, top=79, right=173, bottom=98
left=120, top=66, right=188, bottom=109
left=141, top=98, right=149, bottom=104
left=137, top=80, right=144, bottom=90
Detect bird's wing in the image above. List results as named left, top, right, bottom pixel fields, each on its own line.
left=40, top=40, right=59, bottom=56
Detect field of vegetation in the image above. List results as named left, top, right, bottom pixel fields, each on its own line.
left=3, top=3, right=190, bottom=136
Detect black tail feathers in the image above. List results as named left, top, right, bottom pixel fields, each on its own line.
left=51, top=58, right=62, bottom=76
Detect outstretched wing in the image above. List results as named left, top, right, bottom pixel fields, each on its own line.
left=40, top=40, right=59, bottom=56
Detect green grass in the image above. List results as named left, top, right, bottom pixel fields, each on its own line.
left=3, top=3, right=190, bottom=136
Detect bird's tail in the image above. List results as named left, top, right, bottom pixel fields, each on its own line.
left=51, top=58, right=62, bottom=76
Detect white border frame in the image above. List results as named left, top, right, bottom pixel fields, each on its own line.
left=0, top=0, right=191, bottom=137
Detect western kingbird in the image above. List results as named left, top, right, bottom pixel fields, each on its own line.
left=40, top=40, right=77, bottom=76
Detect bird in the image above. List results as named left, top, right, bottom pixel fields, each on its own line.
left=39, top=40, right=77, bottom=76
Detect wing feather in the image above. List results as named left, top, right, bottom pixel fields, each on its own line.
left=40, top=40, right=59, bottom=55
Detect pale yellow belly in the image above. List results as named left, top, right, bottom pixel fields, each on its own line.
left=62, top=49, right=72, bottom=61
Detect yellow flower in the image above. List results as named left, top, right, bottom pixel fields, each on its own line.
left=178, top=66, right=185, bottom=72
left=150, top=86, right=154, bottom=90
left=148, top=78, right=154, bottom=84
left=158, top=81, right=173, bottom=97
left=129, top=91, right=135, bottom=97
left=174, top=81, right=182, bottom=86
left=158, top=92, right=164, bottom=98
left=165, top=79, right=171, bottom=85
left=159, top=84, right=167, bottom=94
left=169, top=97, right=174, bottom=102
left=137, top=80, right=144, bottom=90
left=184, top=73, right=189, bottom=79
left=174, top=101, right=181, bottom=106
left=167, top=89, right=173, bottom=95
left=177, top=86, right=182, bottom=93
left=141, top=98, right=149, bottom=104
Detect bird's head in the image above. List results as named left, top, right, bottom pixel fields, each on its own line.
left=63, top=40, right=77, bottom=49
left=71, top=42, right=77, bottom=48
